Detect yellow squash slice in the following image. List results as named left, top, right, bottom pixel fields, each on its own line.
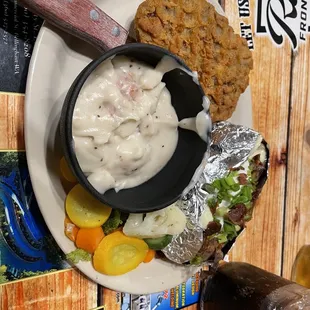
left=93, top=231, right=148, bottom=275
left=66, top=184, right=112, bottom=228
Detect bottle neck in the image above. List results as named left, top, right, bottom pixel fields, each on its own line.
left=201, top=262, right=310, bottom=310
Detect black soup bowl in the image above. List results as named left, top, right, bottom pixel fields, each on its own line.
left=60, top=43, right=210, bottom=214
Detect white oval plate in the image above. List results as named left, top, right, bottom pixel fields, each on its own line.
left=24, top=0, right=252, bottom=294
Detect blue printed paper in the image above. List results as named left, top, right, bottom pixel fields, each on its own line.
left=0, top=151, right=68, bottom=282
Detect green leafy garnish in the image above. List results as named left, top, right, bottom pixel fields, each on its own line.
left=212, top=180, right=222, bottom=191
left=202, top=184, right=216, bottom=194
left=66, top=249, right=91, bottom=264
left=225, top=176, right=236, bottom=186
left=223, top=221, right=238, bottom=241
left=235, top=225, right=241, bottom=232
left=241, top=185, right=252, bottom=200
left=231, top=195, right=249, bottom=205
left=230, top=184, right=240, bottom=192
left=229, top=170, right=239, bottom=177
left=215, top=207, right=228, bottom=217
left=190, top=255, right=204, bottom=265
left=207, top=197, right=218, bottom=209
left=230, top=185, right=253, bottom=206
left=102, top=209, right=123, bottom=235
left=203, top=160, right=262, bottom=246
left=244, top=202, right=252, bottom=210
left=216, top=233, right=228, bottom=244
left=144, top=235, right=173, bottom=250
left=220, top=178, right=230, bottom=190
left=217, top=191, right=230, bottom=202
left=244, top=214, right=252, bottom=221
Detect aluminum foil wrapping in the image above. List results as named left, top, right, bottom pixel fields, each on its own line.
left=162, top=121, right=269, bottom=264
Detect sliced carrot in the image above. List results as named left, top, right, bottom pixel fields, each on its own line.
left=76, top=227, right=105, bottom=254
left=64, top=216, right=79, bottom=242
left=143, top=249, right=156, bottom=263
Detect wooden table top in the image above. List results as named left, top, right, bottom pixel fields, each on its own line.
left=1, top=0, right=309, bottom=309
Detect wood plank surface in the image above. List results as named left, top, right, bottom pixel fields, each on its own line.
left=0, top=269, right=98, bottom=310
left=0, top=93, right=25, bottom=150
left=282, top=40, right=310, bottom=279
left=223, top=0, right=292, bottom=275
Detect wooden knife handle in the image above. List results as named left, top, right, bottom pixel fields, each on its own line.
left=19, top=0, right=129, bottom=51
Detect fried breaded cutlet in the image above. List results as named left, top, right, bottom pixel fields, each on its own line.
left=135, top=0, right=253, bottom=121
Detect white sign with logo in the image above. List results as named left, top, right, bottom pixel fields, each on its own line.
left=256, top=0, right=310, bottom=50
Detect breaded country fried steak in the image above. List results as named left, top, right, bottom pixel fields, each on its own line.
left=135, top=0, right=253, bottom=121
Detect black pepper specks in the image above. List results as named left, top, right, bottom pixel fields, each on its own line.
left=94, top=147, right=98, bottom=150
left=130, top=64, right=133, bottom=68
left=100, top=158, right=103, bottom=162
left=97, top=115, right=100, bottom=118
left=156, top=116, right=158, bottom=119
left=162, top=145, right=164, bottom=148
left=99, top=106, right=101, bottom=109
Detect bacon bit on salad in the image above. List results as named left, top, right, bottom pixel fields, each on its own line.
left=227, top=204, right=247, bottom=225
left=205, top=221, right=221, bottom=236
left=237, top=173, right=248, bottom=185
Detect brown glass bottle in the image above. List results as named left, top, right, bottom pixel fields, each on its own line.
left=201, top=262, right=310, bottom=310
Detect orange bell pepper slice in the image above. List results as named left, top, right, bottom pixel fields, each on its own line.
left=76, top=227, right=105, bottom=254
